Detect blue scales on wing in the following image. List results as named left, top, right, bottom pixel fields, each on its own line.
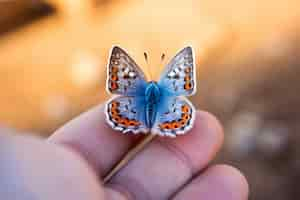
left=107, top=46, right=147, bottom=96
left=106, top=96, right=149, bottom=134
left=151, top=97, right=195, bottom=137
left=158, top=46, right=196, bottom=96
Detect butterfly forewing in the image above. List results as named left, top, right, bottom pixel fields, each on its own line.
left=158, top=47, right=196, bottom=96
left=107, top=46, right=147, bottom=96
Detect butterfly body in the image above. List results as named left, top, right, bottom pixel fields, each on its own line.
left=144, top=81, right=161, bottom=128
left=105, top=46, right=196, bottom=137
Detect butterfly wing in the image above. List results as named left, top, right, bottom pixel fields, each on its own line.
left=105, top=96, right=149, bottom=134
left=158, top=46, right=196, bottom=96
left=106, top=46, right=147, bottom=96
left=151, top=96, right=196, bottom=137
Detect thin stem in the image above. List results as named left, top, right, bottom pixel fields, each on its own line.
left=103, top=134, right=156, bottom=183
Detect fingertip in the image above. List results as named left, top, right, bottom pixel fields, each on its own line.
left=104, top=187, right=129, bottom=200
left=195, top=110, right=224, bottom=149
left=161, top=110, right=224, bottom=172
left=208, top=164, right=249, bottom=199
left=173, top=164, right=249, bottom=200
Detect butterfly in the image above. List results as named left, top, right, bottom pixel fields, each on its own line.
left=105, top=46, right=196, bottom=137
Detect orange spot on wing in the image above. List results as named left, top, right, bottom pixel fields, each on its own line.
left=111, top=101, right=119, bottom=108
left=179, top=112, right=191, bottom=127
left=180, top=119, right=186, bottom=126
left=110, top=81, right=119, bottom=90
left=111, top=66, right=119, bottom=73
left=119, top=118, right=140, bottom=127
left=160, top=123, right=171, bottom=130
left=111, top=110, right=118, bottom=116
left=184, top=67, right=192, bottom=73
left=182, top=113, right=190, bottom=121
left=184, top=82, right=192, bottom=90
left=181, top=105, right=190, bottom=113
left=111, top=107, right=120, bottom=114
left=129, top=120, right=140, bottom=126
left=113, top=115, right=121, bottom=122
left=119, top=118, right=129, bottom=125
left=111, top=74, right=118, bottom=81
left=128, top=120, right=136, bottom=126
left=171, top=122, right=180, bottom=129
left=184, top=75, right=191, bottom=81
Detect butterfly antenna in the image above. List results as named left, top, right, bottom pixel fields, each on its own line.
left=144, top=52, right=153, bottom=80
left=161, top=53, right=165, bottom=62
left=160, top=53, right=166, bottom=75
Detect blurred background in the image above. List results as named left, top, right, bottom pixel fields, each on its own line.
left=0, top=0, right=300, bottom=199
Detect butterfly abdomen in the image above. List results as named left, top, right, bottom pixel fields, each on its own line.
left=144, top=82, right=161, bottom=128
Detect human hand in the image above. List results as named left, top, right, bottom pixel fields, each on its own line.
left=0, top=104, right=248, bottom=200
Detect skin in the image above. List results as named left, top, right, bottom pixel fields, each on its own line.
left=0, top=104, right=249, bottom=200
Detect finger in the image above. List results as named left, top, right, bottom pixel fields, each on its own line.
left=173, top=165, right=249, bottom=200
left=49, top=104, right=141, bottom=176
left=105, top=188, right=128, bottom=200
left=0, top=133, right=104, bottom=200
left=107, top=111, right=224, bottom=200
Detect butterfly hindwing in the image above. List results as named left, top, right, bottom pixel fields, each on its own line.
left=152, top=96, right=195, bottom=137
left=105, top=96, right=149, bottom=134
left=158, top=46, right=196, bottom=96
left=107, top=46, right=147, bottom=95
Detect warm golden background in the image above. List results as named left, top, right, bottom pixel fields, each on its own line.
left=1, top=0, right=300, bottom=199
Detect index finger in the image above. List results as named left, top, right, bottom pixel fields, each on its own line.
left=48, top=104, right=141, bottom=176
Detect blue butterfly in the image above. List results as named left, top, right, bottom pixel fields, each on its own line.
left=105, top=46, right=196, bottom=137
